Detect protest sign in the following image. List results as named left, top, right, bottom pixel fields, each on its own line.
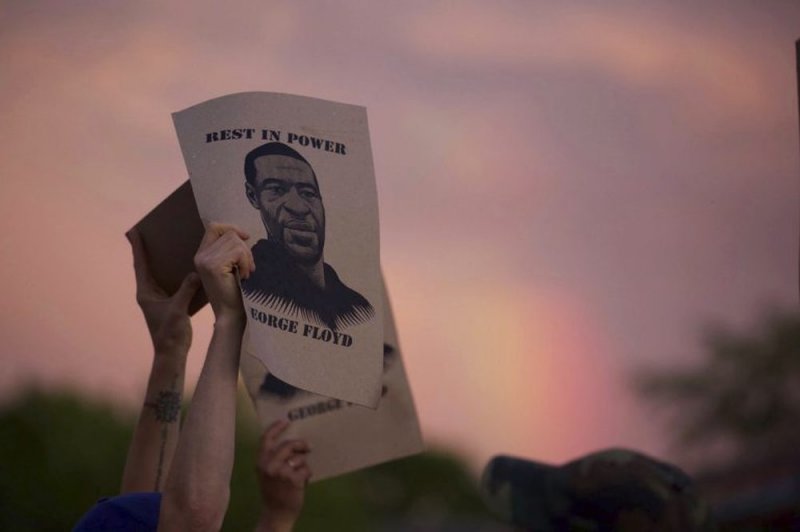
left=173, top=93, right=383, bottom=407
left=240, top=281, right=423, bottom=481
left=127, top=180, right=207, bottom=315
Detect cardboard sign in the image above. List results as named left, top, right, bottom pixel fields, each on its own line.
left=127, top=181, right=207, bottom=315
left=240, top=281, right=424, bottom=481
left=173, top=93, right=383, bottom=407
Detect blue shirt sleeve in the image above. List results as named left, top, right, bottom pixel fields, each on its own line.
left=73, top=492, right=161, bottom=532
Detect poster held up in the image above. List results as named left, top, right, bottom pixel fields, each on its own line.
left=241, top=280, right=424, bottom=481
left=173, top=92, right=383, bottom=407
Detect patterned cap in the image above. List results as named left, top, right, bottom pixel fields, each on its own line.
left=480, top=449, right=716, bottom=531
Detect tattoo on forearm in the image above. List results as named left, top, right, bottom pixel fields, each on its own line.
left=146, top=390, right=182, bottom=423
left=145, top=376, right=182, bottom=490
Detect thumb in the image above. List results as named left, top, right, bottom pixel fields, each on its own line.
left=173, top=272, right=201, bottom=311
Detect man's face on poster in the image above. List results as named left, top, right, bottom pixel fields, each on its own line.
left=248, top=154, right=326, bottom=265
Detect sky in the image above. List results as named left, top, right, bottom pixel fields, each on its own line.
left=1, top=1, right=798, bottom=473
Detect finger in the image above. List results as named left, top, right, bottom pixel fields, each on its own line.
left=266, top=440, right=310, bottom=476
left=214, top=235, right=250, bottom=276
left=240, top=240, right=255, bottom=276
left=266, top=440, right=310, bottom=474
left=235, top=236, right=255, bottom=274
left=261, top=419, right=290, bottom=451
left=199, top=224, right=221, bottom=248
left=194, top=232, right=248, bottom=277
left=226, top=236, right=256, bottom=277
left=234, top=242, right=254, bottom=279
left=127, top=227, right=163, bottom=295
left=286, top=454, right=308, bottom=470
left=200, top=222, right=250, bottom=248
left=172, top=272, right=201, bottom=311
left=285, top=463, right=312, bottom=488
left=277, top=459, right=307, bottom=481
left=196, top=226, right=252, bottom=276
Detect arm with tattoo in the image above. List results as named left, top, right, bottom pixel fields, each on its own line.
left=120, top=228, right=201, bottom=493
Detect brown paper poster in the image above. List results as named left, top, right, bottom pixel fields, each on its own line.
left=173, top=93, right=383, bottom=407
left=241, top=280, right=423, bottom=481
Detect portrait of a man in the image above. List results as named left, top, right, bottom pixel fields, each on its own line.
left=242, top=141, right=374, bottom=330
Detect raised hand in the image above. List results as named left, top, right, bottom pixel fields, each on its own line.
left=128, top=227, right=200, bottom=355
left=255, top=419, right=312, bottom=532
left=158, top=222, right=254, bottom=531
left=193, top=222, right=254, bottom=321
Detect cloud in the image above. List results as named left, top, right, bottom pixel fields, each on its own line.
left=401, top=3, right=779, bottom=123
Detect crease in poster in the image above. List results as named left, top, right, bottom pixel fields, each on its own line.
left=241, top=280, right=424, bottom=481
left=173, top=92, right=383, bottom=407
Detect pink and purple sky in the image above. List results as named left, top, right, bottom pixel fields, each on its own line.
left=1, top=2, right=798, bottom=471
